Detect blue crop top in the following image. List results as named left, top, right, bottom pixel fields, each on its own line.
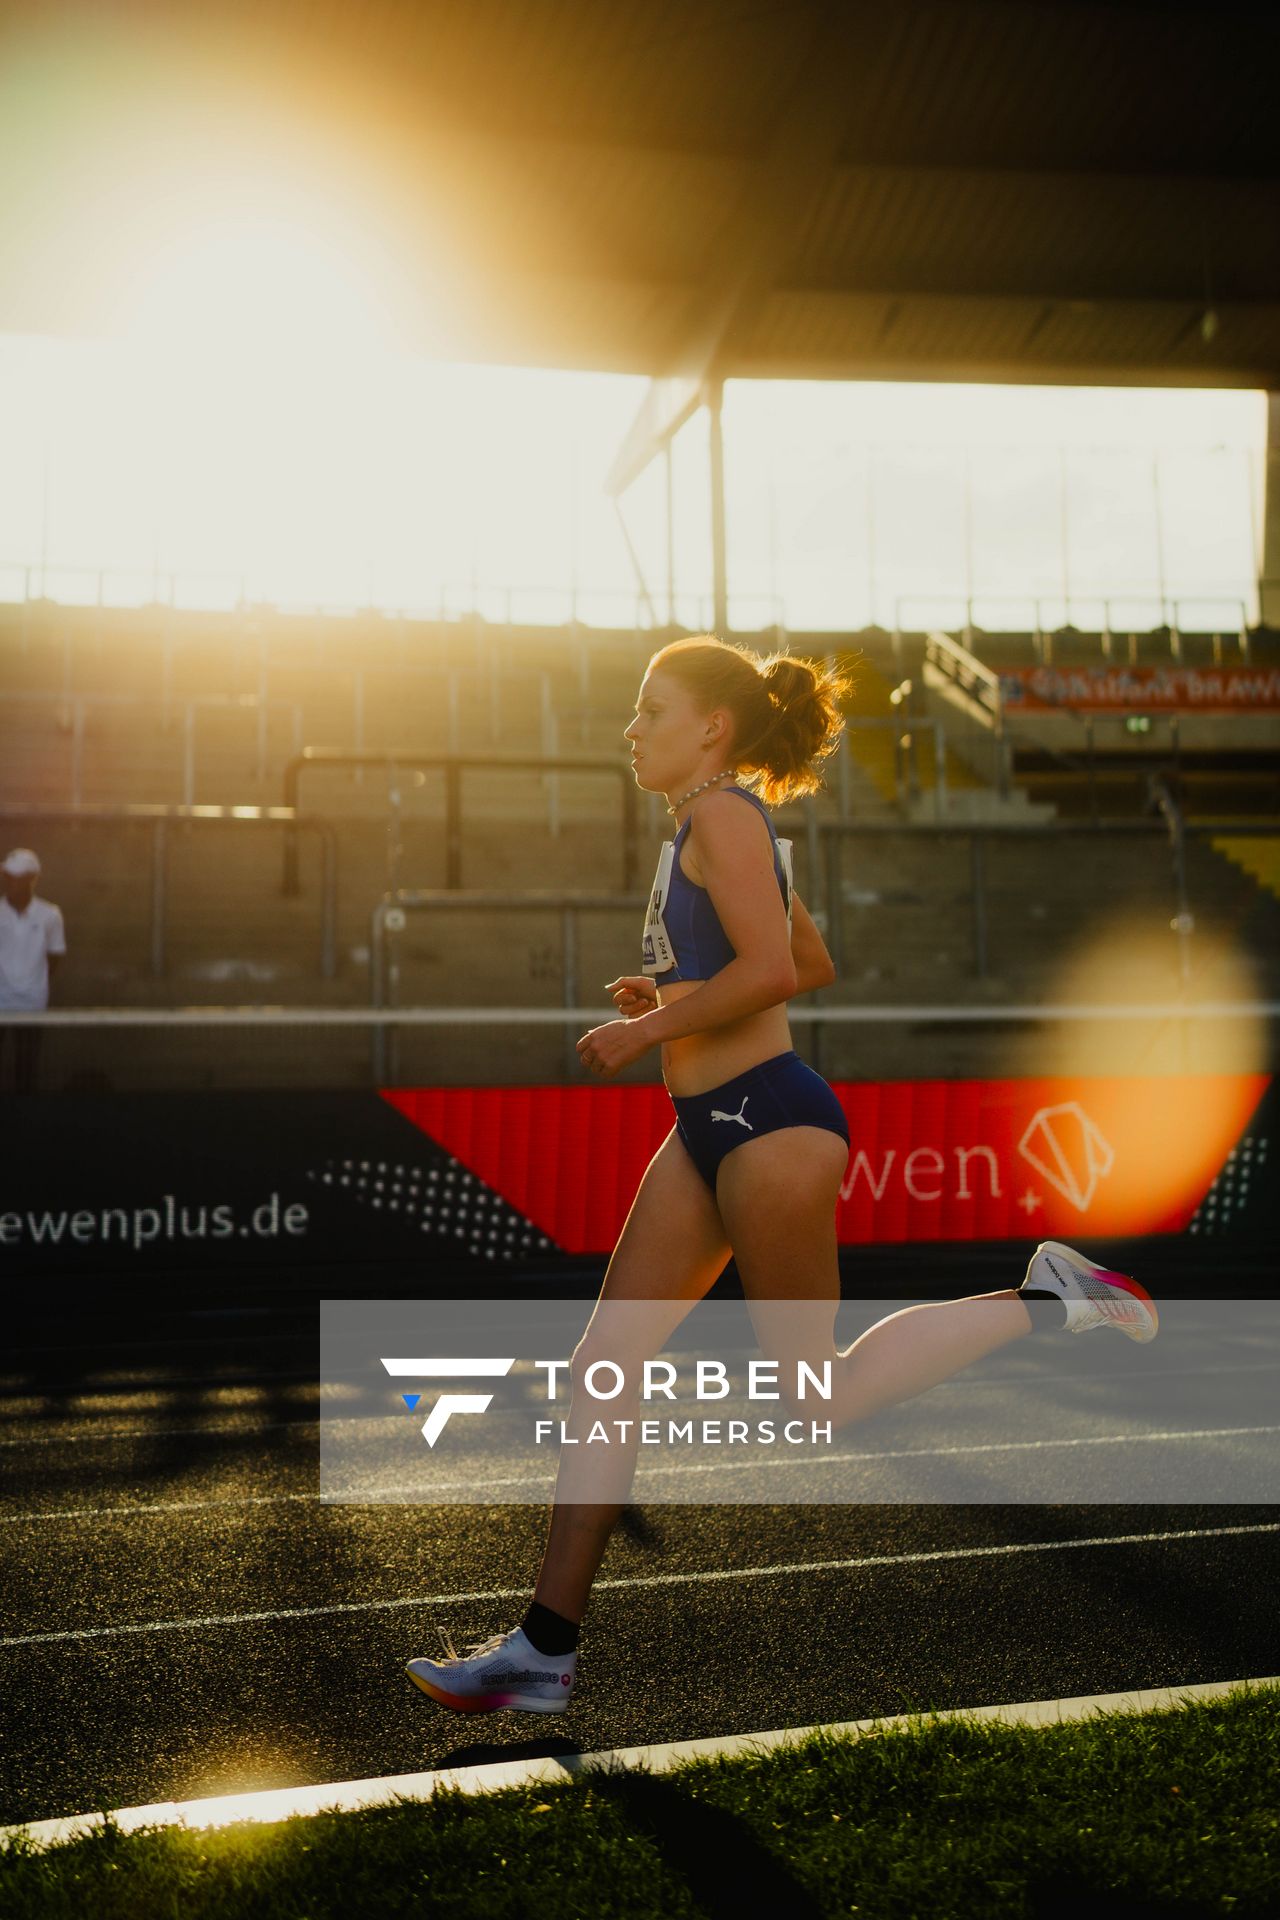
left=641, top=784, right=794, bottom=983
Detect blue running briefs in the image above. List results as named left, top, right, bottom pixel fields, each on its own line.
left=671, top=1049, right=850, bottom=1193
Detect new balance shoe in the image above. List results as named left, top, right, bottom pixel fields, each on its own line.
left=1020, top=1240, right=1158, bottom=1343
left=406, top=1625, right=577, bottom=1714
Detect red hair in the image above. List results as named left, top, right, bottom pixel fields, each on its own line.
left=647, top=635, right=855, bottom=805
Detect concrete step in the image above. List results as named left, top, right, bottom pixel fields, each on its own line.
left=1210, top=833, right=1280, bottom=900
left=904, top=787, right=1058, bottom=826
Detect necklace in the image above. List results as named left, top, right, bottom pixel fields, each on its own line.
left=667, top=769, right=738, bottom=816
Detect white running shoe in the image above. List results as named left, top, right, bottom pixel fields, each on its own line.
left=1020, top=1240, right=1158, bottom=1343
left=406, top=1625, right=577, bottom=1715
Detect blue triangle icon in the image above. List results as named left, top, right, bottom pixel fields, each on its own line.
left=402, top=1393, right=421, bottom=1411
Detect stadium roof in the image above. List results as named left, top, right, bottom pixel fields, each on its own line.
left=4, top=0, right=1278, bottom=394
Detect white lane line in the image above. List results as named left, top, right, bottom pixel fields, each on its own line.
left=3, top=1521, right=1277, bottom=1651
left=0, top=1418, right=319, bottom=1449
left=6, top=1423, right=1279, bottom=1524
left=0, top=1491, right=323, bottom=1524
left=938, top=1361, right=1280, bottom=1387
left=1, top=1360, right=1276, bottom=1447
left=1, top=1357, right=1275, bottom=1409
left=7, top=1674, right=1277, bottom=1852
left=319, top=1418, right=1280, bottom=1495
left=627, top=1424, right=1280, bottom=1481
left=1, top=1357, right=1271, bottom=1404
left=1, top=1353, right=1277, bottom=1453
left=0, top=1370, right=318, bottom=1398
left=2, top=1330, right=306, bottom=1359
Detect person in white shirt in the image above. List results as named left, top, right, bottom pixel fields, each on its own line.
left=0, top=848, right=66, bottom=1093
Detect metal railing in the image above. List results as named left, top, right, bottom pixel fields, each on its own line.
left=17, top=1003, right=1269, bottom=1026
left=895, top=593, right=1252, bottom=663
left=0, top=564, right=711, bottom=635
left=919, top=633, right=1010, bottom=796
left=0, top=804, right=337, bottom=978
left=370, top=888, right=648, bottom=1082
left=3, top=663, right=595, bottom=810
left=8, top=1000, right=1274, bottom=1093
left=922, top=630, right=1003, bottom=719
left=548, top=707, right=666, bottom=835
left=2, top=599, right=644, bottom=754
left=282, top=750, right=642, bottom=895
left=0, top=691, right=304, bottom=807
left=2, top=558, right=1256, bottom=647
left=341, top=663, right=555, bottom=760
left=816, top=815, right=1280, bottom=987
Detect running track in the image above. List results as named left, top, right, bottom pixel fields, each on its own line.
left=2, top=1261, right=1277, bottom=1830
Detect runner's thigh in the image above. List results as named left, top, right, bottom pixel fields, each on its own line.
left=578, top=1125, right=731, bottom=1361
left=715, top=1127, right=847, bottom=1396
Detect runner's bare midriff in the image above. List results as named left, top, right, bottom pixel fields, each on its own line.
left=656, top=980, right=793, bottom=1097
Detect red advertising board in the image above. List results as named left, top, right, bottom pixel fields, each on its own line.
left=384, top=1071, right=1269, bottom=1252
left=998, top=665, right=1280, bottom=712
left=0, top=1077, right=1268, bottom=1277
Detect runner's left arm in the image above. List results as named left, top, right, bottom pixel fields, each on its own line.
left=788, top=890, right=836, bottom=995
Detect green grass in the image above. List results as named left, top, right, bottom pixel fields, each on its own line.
left=2, top=1687, right=1277, bottom=1919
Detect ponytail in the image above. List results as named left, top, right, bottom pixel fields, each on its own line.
left=745, top=652, right=853, bottom=804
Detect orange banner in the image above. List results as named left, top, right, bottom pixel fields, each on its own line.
left=385, top=1072, right=1270, bottom=1250
left=999, top=665, right=1280, bottom=712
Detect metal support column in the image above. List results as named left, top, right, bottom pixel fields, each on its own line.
left=150, top=818, right=167, bottom=977
left=1261, top=392, right=1280, bottom=629
left=1148, top=774, right=1195, bottom=990
left=445, top=760, right=463, bottom=889
left=70, top=699, right=85, bottom=807
left=709, top=376, right=728, bottom=637
left=182, top=703, right=196, bottom=807
left=823, top=827, right=844, bottom=972
left=664, top=438, right=676, bottom=627
left=319, top=830, right=337, bottom=982
left=970, top=832, right=988, bottom=979
left=386, top=760, right=403, bottom=895
left=561, top=906, right=578, bottom=1080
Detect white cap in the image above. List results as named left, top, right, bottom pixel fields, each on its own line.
left=1, top=848, right=40, bottom=876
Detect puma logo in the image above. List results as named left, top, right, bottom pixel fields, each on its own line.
left=710, top=1096, right=752, bottom=1130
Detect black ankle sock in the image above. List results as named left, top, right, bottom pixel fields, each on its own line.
left=520, top=1600, right=580, bottom=1656
left=1020, top=1287, right=1068, bottom=1329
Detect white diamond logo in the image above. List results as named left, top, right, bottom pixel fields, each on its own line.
left=1017, top=1102, right=1115, bottom=1212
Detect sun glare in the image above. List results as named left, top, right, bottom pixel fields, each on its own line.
left=0, top=11, right=1268, bottom=627
left=1023, top=912, right=1265, bottom=1080
left=0, top=21, right=1265, bottom=625
left=122, top=213, right=397, bottom=364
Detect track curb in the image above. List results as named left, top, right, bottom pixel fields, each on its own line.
left=4, top=1673, right=1277, bottom=1853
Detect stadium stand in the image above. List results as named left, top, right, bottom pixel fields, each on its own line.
left=3, top=599, right=1277, bottom=1093
left=903, top=620, right=1280, bottom=820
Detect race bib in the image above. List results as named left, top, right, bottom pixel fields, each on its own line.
left=778, top=838, right=794, bottom=930
left=640, top=841, right=676, bottom=976
left=641, top=835, right=794, bottom=976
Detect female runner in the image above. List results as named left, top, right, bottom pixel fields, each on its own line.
left=406, top=635, right=1157, bottom=1714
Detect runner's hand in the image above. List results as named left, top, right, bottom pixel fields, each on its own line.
left=605, top=974, right=658, bottom=1019
left=577, top=1017, right=652, bottom=1079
